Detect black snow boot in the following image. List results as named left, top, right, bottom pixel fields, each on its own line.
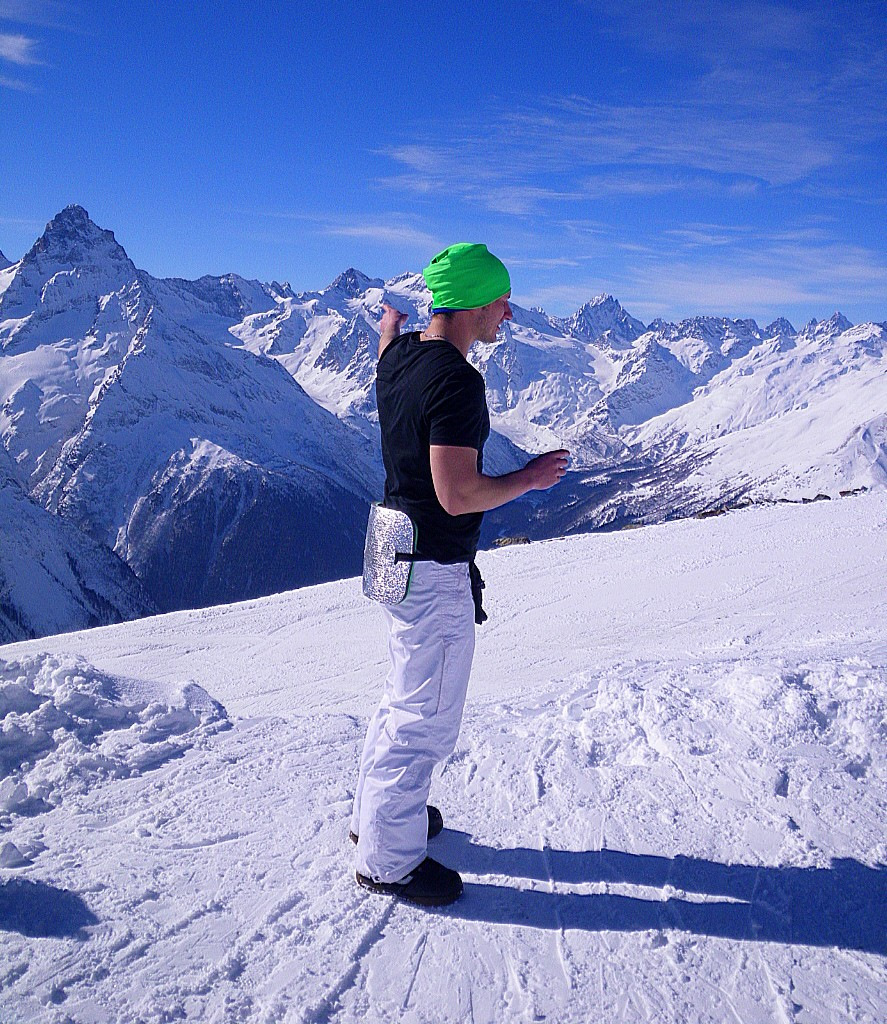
left=349, top=805, right=444, bottom=845
left=356, top=857, right=463, bottom=907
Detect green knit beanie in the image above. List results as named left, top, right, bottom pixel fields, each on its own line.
left=422, top=243, right=511, bottom=311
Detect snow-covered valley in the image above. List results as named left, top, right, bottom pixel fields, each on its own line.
left=1, top=492, right=884, bottom=1023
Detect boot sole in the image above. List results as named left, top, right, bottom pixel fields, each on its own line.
left=355, top=871, right=462, bottom=907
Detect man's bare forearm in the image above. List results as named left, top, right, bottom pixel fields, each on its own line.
left=430, top=446, right=569, bottom=516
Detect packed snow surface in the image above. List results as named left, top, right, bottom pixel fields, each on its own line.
left=1, top=493, right=885, bottom=1023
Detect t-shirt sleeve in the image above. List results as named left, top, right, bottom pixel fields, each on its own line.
left=425, top=365, right=487, bottom=449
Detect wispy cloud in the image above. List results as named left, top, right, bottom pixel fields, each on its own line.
left=322, top=223, right=438, bottom=249
left=0, top=71, right=33, bottom=89
left=0, top=214, right=43, bottom=227
left=507, top=256, right=588, bottom=270
left=516, top=214, right=887, bottom=323
left=800, top=182, right=887, bottom=206
left=581, top=0, right=887, bottom=141
left=377, top=172, right=573, bottom=216
left=0, top=31, right=40, bottom=64
left=376, top=1, right=885, bottom=217
left=242, top=208, right=439, bottom=252
left=661, top=223, right=839, bottom=249
left=0, top=1, right=79, bottom=88
left=0, top=0, right=72, bottom=30
left=378, top=96, right=838, bottom=215
left=583, top=0, right=825, bottom=57
left=540, top=97, right=836, bottom=184
left=624, top=238, right=887, bottom=322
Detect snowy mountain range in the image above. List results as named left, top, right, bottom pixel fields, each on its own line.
left=1, top=206, right=885, bottom=640
left=0, top=207, right=379, bottom=638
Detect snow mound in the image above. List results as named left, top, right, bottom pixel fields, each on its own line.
left=0, top=654, right=228, bottom=828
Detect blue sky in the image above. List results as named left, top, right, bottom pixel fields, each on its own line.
left=2, top=0, right=885, bottom=325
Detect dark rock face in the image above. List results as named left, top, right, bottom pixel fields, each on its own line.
left=0, top=460, right=155, bottom=643
left=25, top=205, right=133, bottom=272
left=124, top=459, right=368, bottom=614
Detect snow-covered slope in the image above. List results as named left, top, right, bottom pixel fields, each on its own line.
left=0, top=451, right=153, bottom=643
left=631, top=315, right=887, bottom=500
left=29, top=293, right=380, bottom=611
left=1, top=493, right=884, bottom=1023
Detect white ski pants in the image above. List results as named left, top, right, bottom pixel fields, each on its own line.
left=352, top=560, right=476, bottom=883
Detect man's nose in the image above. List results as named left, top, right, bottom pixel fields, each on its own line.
left=503, top=301, right=513, bottom=320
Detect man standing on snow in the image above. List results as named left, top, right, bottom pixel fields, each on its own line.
left=350, top=243, right=569, bottom=906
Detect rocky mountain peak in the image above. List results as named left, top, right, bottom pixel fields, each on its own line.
left=269, top=280, right=294, bottom=299
left=24, top=204, right=134, bottom=273
left=0, top=249, right=11, bottom=271
left=385, top=270, right=427, bottom=293
left=564, top=294, right=645, bottom=347
left=824, top=311, right=853, bottom=333
left=647, top=317, right=674, bottom=332
left=327, top=267, right=381, bottom=298
left=766, top=317, right=796, bottom=337
left=800, top=312, right=854, bottom=341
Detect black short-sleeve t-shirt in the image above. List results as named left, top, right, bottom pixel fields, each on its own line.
left=376, top=332, right=490, bottom=563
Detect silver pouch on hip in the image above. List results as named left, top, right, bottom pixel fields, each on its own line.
left=362, top=503, right=418, bottom=604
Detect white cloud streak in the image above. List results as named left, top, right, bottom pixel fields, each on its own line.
left=322, top=223, right=438, bottom=249
left=376, top=2, right=885, bottom=214
left=242, top=209, right=440, bottom=252
left=377, top=95, right=840, bottom=216
left=635, top=246, right=887, bottom=322
left=0, top=71, right=33, bottom=89
left=519, top=220, right=887, bottom=323
left=0, top=31, right=40, bottom=64
left=0, top=0, right=71, bottom=30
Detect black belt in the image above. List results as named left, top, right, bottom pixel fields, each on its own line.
left=468, top=560, right=488, bottom=626
left=393, top=554, right=488, bottom=625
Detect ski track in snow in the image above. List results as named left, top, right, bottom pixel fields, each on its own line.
left=1, top=494, right=886, bottom=1023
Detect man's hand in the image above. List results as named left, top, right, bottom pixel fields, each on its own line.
left=378, top=303, right=409, bottom=357
left=380, top=303, right=408, bottom=335
left=522, top=449, right=570, bottom=491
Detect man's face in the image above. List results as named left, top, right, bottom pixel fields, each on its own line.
left=476, top=292, right=513, bottom=343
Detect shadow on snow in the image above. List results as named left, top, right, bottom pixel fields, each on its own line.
left=435, top=832, right=887, bottom=955
left=0, top=878, right=99, bottom=938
